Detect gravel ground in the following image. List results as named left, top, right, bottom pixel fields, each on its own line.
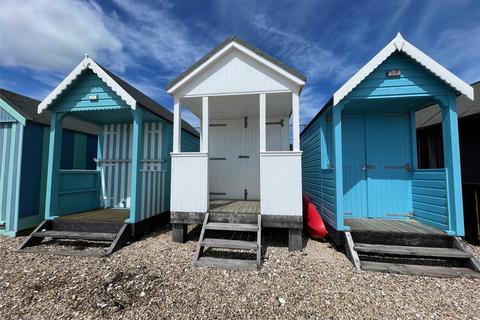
left=0, top=225, right=479, bottom=320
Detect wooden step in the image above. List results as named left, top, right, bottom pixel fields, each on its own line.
left=205, top=222, right=258, bottom=232
left=196, top=256, right=258, bottom=271
left=361, top=261, right=480, bottom=278
left=355, top=243, right=472, bottom=259
left=20, top=247, right=104, bottom=257
left=201, top=238, right=257, bottom=250
left=32, top=230, right=117, bottom=241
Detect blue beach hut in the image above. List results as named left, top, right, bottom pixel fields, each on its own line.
left=19, top=56, right=199, bottom=255
left=301, top=34, right=479, bottom=276
left=0, top=89, right=97, bottom=236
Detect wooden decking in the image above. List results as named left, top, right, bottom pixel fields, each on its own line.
left=58, top=208, right=130, bottom=223
left=209, top=200, right=260, bottom=215
left=345, top=218, right=444, bottom=234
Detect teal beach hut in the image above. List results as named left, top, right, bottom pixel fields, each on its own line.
left=0, top=89, right=97, bottom=236
left=19, top=56, right=199, bottom=254
left=301, top=34, right=478, bottom=275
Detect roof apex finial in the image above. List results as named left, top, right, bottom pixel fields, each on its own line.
left=84, top=53, right=89, bottom=59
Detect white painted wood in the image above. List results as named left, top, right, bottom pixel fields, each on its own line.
left=266, top=117, right=289, bottom=151
left=171, top=153, right=208, bottom=212
left=167, top=41, right=305, bottom=95
left=333, top=33, right=474, bottom=106
left=173, top=96, right=181, bottom=153
left=292, top=92, right=300, bottom=151
left=202, top=96, right=209, bottom=152
left=259, top=94, right=266, bottom=152
left=177, top=49, right=302, bottom=98
left=260, top=151, right=302, bottom=216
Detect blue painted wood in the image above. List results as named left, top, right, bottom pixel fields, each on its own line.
left=412, top=169, right=449, bottom=230
left=0, top=97, right=26, bottom=125
left=342, top=114, right=367, bottom=218
left=57, top=170, right=100, bottom=215
left=365, top=114, right=411, bottom=218
left=333, top=104, right=347, bottom=231
left=440, top=95, right=465, bottom=236
left=45, top=113, right=64, bottom=219
left=61, top=129, right=75, bottom=169
left=347, top=52, right=450, bottom=100
left=129, top=108, right=144, bottom=223
left=50, top=69, right=130, bottom=113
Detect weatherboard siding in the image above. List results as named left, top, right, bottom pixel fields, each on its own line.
left=0, top=122, right=23, bottom=233
left=301, top=116, right=337, bottom=228
left=347, top=52, right=452, bottom=99
left=412, top=169, right=449, bottom=231
left=0, top=108, right=16, bottom=122
left=51, top=69, right=129, bottom=112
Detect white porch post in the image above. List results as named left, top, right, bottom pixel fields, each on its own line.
left=202, top=96, right=209, bottom=152
left=292, top=92, right=300, bottom=151
left=173, top=96, right=181, bottom=153
left=259, top=93, right=266, bottom=152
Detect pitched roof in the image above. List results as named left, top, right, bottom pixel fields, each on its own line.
left=333, top=33, right=474, bottom=106
left=166, top=36, right=306, bottom=92
left=38, top=56, right=199, bottom=137
left=416, top=81, right=480, bottom=128
left=0, top=88, right=98, bottom=135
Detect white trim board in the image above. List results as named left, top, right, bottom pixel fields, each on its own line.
left=167, top=41, right=306, bottom=95
left=333, top=33, right=474, bottom=106
left=38, top=56, right=137, bottom=114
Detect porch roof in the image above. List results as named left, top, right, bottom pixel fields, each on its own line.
left=166, top=36, right=306, bottom=94
left=38, top=56, right=199, bottom=137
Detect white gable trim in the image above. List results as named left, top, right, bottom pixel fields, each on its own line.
left=38, top=56, right=137, bottom=114
left=333, top=33, right=474, bottom=106
left=167, top=41, right=305, bottom=95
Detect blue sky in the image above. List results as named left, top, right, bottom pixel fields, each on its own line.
left=1, top=0, right=479, bottom=127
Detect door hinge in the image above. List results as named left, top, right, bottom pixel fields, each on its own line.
left=244, top=189, right=248, bottom=200
left=244, top=117, right=248, bottom=128
left=266, top=119, right=285, bottom=127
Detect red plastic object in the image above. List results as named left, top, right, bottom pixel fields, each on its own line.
left=302, top=193, right=327, bottom=239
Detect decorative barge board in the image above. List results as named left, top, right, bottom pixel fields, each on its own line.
left=18, top=55, right=199, bottom=256
left=300, top=33, right=478, bottom=276
left=0, top=89, right=97, bottom=237
left=167, top=36, right=306, bottom=268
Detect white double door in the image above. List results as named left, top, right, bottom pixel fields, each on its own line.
left=209, top=118, right=260, bottom=200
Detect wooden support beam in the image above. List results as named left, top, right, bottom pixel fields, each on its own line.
left=259, top=93, right=266, bottom=152
left=440, top=95, right=465, bottom=236
left=172, top=223, right=187, bottom=243
left=45, top=112, right=64, bottom=219
left=288, top=228, right=303, bottom=251
left=173, top=96, right=181, bottom=153
left=130, top=108, right=144, bottom=223
left=202, top=96, right=209, bottom=153
left=292, top=92, right=300, bottom=151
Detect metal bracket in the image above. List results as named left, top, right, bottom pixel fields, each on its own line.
left=209, top=192, right=226, bottom=196
left=244, top=189, right=248, bottom=200
left=266, top=119, right=285, bottom=127
left=209, top=123, right=227, bottom=127
left=209, top=157, right=226, bottom=160
left=244, top=117, right=248, bottom=128
left=238, top=155, right=250, bottom=159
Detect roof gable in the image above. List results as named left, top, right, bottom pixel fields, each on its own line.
left=166, top=36, right=306, bottom=94
left=333, top=33, right=474, bottom=106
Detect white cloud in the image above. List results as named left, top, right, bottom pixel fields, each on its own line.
left=0, top=0, right=126, bottom=72
left=110, top=0, right=210, bottom=75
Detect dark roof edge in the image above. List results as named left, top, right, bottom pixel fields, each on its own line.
left=300, top=97, right=333, bottom=137
left=166, top=36, right=306, bottom=91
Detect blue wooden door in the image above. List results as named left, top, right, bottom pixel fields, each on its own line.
left=342, top=115, right=368, bottom=218
left=365, top=114, right=411, bottom=218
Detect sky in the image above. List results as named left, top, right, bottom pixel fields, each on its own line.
left=1, top=0, right=479, bottom=128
